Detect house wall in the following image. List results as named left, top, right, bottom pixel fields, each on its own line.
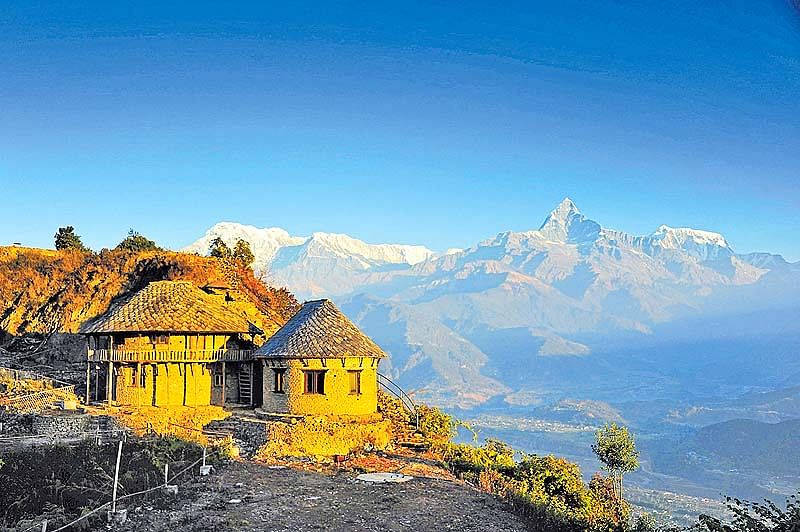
left=112, top=362, right=213, bottom=407
left=209, top=362, right=246, bottom=406
left=260, top=357, right=380, bottom=416
left=113, top=333, right=236, bottom=352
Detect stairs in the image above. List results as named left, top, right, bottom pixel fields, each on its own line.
left=238, top=366, right=252, bottom=405
left=397, top=430, right=431, bottom=451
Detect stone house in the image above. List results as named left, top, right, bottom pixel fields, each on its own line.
left=80, top=280, right=264, bottom=408
left=255, top=299, right=387, bottom=417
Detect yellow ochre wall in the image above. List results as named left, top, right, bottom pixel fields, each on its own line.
left=261, top=357, right=380, bottom=416
left=114, top=333, right=235, bottom=351
left=112, top=362, right=213, bottom=407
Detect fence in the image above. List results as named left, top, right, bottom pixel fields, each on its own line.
left=87, top=348, right=254, bottom=363
left=1, top=385, right=77, bottom=413
left=0, top=365, right=78, bottom=414
left=13, top=438, right=221, bottom=532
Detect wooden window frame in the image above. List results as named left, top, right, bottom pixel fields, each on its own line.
left=303, top=370, right=326, bottom=395
left=273, top=368, right=286, bottom=393
left=213, top=373, right=224, bottom=388
left=348, top=370, right=362, bottom=395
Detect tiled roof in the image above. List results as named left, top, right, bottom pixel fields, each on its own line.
left=80, top=281, right=251, bottom=334
left=254, top=299, right=387, bottom=359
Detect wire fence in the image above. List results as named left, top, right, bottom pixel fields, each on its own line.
left=13, top=442, right=221, bottom=532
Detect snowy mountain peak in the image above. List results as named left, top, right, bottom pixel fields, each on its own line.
left=651, top=225, right=730, bottom=249
left=181, top=222, right=306, bottom=271
left=538, top=198, right=600, bottom=243
left=551, top=197, right=580, bottom=218
left=303, top=231, right=435, bottom=265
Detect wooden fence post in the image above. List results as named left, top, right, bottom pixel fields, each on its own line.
left=111, top=440, right=123, bottom=513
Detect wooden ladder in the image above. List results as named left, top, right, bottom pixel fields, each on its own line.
left=238, top=366, right=252, bottom=405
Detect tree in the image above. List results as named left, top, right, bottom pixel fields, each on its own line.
left=232, top=239, right=255, bottom=267
left=695, top=491, right=800, bottom=532
left=591, top=423, right=640, bottom=500
left=209, top=237, right=231, bottom=260
left=54, top=226, right=88, bottom=251
left=115, top=229, right=160, bottom=252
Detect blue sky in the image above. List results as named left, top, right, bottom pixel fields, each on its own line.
left=2, top=1, right=799, bottom=259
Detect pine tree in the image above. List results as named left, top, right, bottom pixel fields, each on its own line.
left=209, top=237, right=232, bottom=260
left=232, top=239, right=255, bottom=267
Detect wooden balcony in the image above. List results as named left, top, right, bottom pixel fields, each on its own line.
left=87, top=348, right=254, bottom=363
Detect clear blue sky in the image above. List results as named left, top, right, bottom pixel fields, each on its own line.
left=2, top=1, right=799, bottom=259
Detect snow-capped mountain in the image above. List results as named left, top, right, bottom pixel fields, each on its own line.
left=183, top=222, right=435, bottom=296
left=184, top=200, right=800, bottom=408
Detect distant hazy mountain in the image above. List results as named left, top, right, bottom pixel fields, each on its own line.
left=184, top=199, right=800, bottom=408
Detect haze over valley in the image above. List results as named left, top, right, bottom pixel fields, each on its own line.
left=186, top=198, right=800, bottom=505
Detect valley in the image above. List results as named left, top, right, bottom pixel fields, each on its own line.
left=184, top=199, right=800, bottom=519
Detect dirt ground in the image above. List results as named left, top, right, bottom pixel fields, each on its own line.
left=110, top=459, right=530, bottom=532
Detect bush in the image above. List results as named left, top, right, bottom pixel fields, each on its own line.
left=115, top=230, right=160, bottom=252
left=431, top=439, right=630, bottom=532
left=417, top=403, right=458, bottom=442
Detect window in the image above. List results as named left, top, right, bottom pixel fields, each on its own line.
left=140, top=366, right=147, bottom=388
left=151, top=334, right=168, bottom=345
left=273, top=369, right=286, bottom=393
left=213, top=373, right=224, bottom=388
left=130, top=366, right=138, bottom=386
left=303, top=370, right=325, bottom=395
left=348, top=370, right=362, bottom=395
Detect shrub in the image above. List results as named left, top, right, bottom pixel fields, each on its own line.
left=115, top=229, right=160, bottom=252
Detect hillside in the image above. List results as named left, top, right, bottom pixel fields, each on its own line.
left=0, top=246, right=298, bottom=340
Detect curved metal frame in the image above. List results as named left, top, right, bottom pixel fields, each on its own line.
left=377, top=372, right=419, bottom=431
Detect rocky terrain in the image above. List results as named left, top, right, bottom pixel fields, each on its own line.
left=110, top=460, right=529, bottom=532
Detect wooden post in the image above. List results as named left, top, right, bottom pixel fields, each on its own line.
left=111, top=440, right=123, bottom=513
left=85, top=361, right=91, bottom=404
left=164, top=463, right=169, bottom=486
left=221, top=361, right=226, bottom=406
left=41, top=519, right=47, bottom=532
left=202, top=447, right=207, bottom=468
left=107, top=336, right=114, bottom=406
left=249, top=362, right=254, bottom=407
left=106, top=361, right=113, bottom=406
left=136, top=362, right=141, bottom=408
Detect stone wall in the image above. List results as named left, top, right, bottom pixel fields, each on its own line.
left=0, top=411, right=123, bottom=440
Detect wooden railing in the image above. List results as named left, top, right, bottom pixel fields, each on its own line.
left=87, top=349, right=254, bottom=363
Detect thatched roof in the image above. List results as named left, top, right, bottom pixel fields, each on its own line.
left=80, top=280, right=252, bottom=334
left=254, top=299, right=387, bottom=359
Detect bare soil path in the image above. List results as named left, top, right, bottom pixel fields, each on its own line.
left=112, top=460, right=530, bottom=531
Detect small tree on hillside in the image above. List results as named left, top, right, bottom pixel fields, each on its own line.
left=232, top=239, right=255, bottom=268
left=54, top=226, right=89, bottom=251
left=115, top=229, right=160, bottom=252
left=592, top=423, right=640, bottom=500
left=209, top=237, right=232, bottom=260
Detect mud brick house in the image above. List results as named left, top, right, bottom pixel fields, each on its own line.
left=255, top=299, right=386, bottom=416
left=80, top=280, right=263, bottom=408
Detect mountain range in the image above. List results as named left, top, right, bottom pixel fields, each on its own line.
left=184, top=198, right=800, bottom=412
